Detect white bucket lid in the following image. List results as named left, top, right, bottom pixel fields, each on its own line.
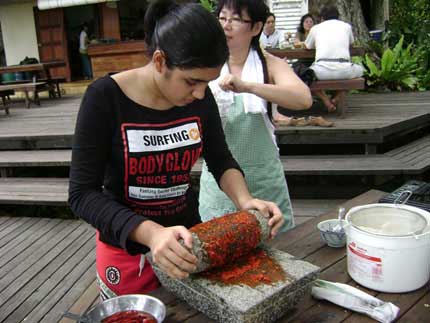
left=347, top=205, right=429, bottom=237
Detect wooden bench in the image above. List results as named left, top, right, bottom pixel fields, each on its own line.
left=0, top=82, right=47, bottom=109
left=309, top=77, right=366, bottom=116
left=268, top=47, right=366, bottom=117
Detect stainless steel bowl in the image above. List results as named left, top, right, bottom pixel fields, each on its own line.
left=81, top=294, right=166, bottom=323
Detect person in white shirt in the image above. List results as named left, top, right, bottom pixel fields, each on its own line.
left=79, top=23, right=93, bottom=80
left=259, top=13, right=284, bottom=49
left=304, top=6, right=363, bottom=112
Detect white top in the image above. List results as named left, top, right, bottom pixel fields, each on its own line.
left=79, top=30, right=88, bottom=52
left=304, top=19, right=354, bottom=61
left=260, top=29, right=284, bottom=49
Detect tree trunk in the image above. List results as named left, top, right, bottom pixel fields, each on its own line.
left=309, top=0, right=370, bottom=43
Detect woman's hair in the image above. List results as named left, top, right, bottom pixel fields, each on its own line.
left=144, top=0, right=228, bottom=69
left=215, top=0, right=274, bottom=119
left=297, top=14, right=314, bottom=34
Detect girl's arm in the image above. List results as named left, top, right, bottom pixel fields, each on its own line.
left=218, top=53, right=312, bottom=110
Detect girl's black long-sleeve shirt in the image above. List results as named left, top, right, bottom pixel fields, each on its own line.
left=69, top=76, right=241, bottom=255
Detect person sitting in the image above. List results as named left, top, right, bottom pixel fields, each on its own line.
left=294, top=13, right=315, bottom=49
left=259, top=12, right=284, bottom=49
left=304, top=5, right=363, bottom=112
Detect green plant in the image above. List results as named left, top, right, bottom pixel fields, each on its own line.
left=354, top=36, right=421, bottom=91
left=199, top=0, right=216, bottom=12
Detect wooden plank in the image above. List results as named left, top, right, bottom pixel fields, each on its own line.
left=267, top=47, right=365, bottom=59
left=58, top=280, right=99, bottom=323
left=0, top=217, right=21, bottom=232
left=0, top=216, right=33, bottom=246
left=0, top=216, right=40, bottom=248
left=0, top=219, right=69, bottom=280
left=0, top=218, right=61, bottom=260
left=0, top=221, right=84, bottom=305
left=192, top=155, right=406, bottom=176
left=396, top=292, right=430, bottom=323
left=4, top=238, right=96, bottom=323
left=310, top=78, right=365, bottom=91
left=22, top=241, right=96, bottom=323
left=0, top=177, right=68, bottom=205
left=0, top=150, right=71, bottom=167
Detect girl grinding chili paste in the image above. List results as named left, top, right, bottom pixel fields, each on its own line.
left=69, top=0, right=285, bottom=300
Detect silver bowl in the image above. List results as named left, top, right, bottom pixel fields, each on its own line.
left=81, top=294, right=166, bottom=322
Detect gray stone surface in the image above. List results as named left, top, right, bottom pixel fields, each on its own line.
left=150, top=247, right=320, bottom=323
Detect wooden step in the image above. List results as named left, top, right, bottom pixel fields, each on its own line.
left=192, top=154, right=406, bottom=176
left=0, top=149, right=71, bottom=177
left=1, top=135, right=430, bottom=177
left=0, top=177, right=68, bottom=206
left=0, top=135, right=429, bottom=206
left=385, top=134, right=430, bottom=174
left=0, top=149, right=71, bottom=167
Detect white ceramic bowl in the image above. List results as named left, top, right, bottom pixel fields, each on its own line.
left=317, top=219, right=347, bottom=248
left=81, top=294, right=166, bottom=323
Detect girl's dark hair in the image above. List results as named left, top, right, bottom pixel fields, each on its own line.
left=215, top=0, right=274, bottom=119
left=297, top=14, right=314, bottom=33
left=144, top=0, right=228, bottom=69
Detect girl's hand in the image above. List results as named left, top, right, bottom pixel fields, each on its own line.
left=145, top=224, right=198, bottom=279
left=240, top=198, right=285, bottom=238
left=219, top=74, right=249, bottom=93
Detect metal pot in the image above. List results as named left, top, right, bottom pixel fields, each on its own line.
left=65, top=294, right=166, bottom=323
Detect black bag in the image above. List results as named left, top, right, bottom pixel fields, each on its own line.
left=292, top=61, right=316, bottom=86
left=19, top=56, right=39, bottom=65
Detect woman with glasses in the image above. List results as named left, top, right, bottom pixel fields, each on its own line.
left=69, top=0, right=284, bottom=299
left=199, top=0, right=312, bottom=232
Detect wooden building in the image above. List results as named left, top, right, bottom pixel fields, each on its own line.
left=0, top=0, right=150, bottom=81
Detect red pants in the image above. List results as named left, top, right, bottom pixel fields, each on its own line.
left=96, top=232, right=160, bottom=297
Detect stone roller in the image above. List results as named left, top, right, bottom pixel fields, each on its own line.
left=183, top=210, right=271, bottom=273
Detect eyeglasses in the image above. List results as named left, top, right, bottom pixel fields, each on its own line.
left=218, top=16, right=252, bottom=27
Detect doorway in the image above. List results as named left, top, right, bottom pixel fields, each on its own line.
left=64, top=5, right=99, bottom=80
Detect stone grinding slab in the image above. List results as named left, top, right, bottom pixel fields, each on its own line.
left=150, top=247, right=320, bottom=323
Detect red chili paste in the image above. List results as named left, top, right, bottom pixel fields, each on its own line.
left=201, top=248, right=286, bottom=287
left=190, top=211, right=261, bottom=269
left=101, top=310, right=157, bottom=323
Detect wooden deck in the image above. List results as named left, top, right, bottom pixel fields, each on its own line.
left=276, top=91, right=430, bottom=154
left=0, top=92, right=429, bottom=152
left=2, top=190, right=429, bottom=322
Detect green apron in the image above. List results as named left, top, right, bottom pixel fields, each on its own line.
left=199, top=95, right=294, bottom=232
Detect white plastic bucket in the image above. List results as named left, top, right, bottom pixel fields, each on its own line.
left=345, top=203, right=430, bottom=293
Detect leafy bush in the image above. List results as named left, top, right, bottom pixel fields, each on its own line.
left=199, top=0, right=216, bottom=12
left=354, top=36, right=422, bottom=91
left=388, top=0, right=430, bottom=47
left=385, top=0, right=430, bottom=90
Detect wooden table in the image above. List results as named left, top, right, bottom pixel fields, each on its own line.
left=60, top=189, right=429, bottom=323
left=0, top=61, right=65, bottom=75
left=0, top=61, right=66, bottom=99
left=267, top=47, right=365, bottom=59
